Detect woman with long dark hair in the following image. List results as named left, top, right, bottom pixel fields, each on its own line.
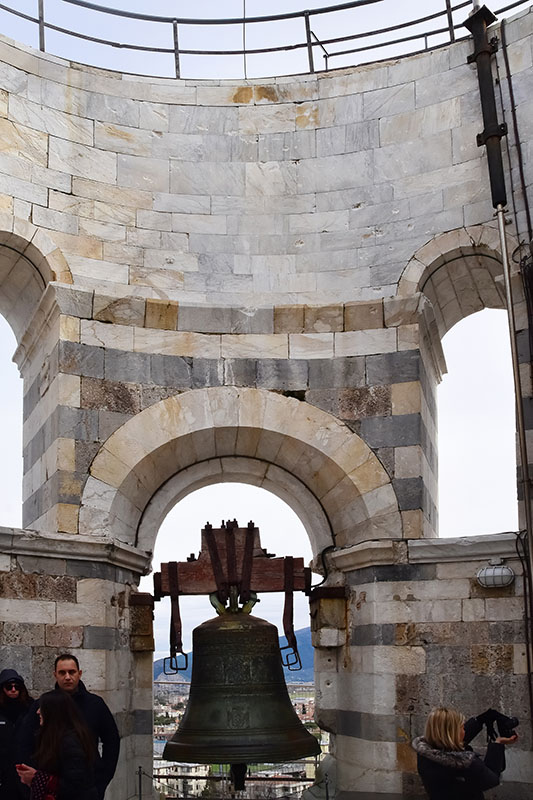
left=16, top=691, right=98, bottom=800
left=0, top=669, right=33, bottom=797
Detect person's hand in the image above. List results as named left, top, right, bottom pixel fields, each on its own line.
left=495, top=734, right=518, bottom=745
left=15, top=764, right=36, bottom=786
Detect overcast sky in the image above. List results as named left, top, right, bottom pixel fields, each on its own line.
left=0, top=0, right=521, bottom=658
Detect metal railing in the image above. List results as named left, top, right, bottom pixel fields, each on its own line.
left=1, top=1, right=527, bottom=80
left=0, top=0, right=531, bottom=78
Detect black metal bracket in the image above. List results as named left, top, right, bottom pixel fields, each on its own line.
left=163, top=652, right=188, bottom=675
left=280, top=644, right=302, bottom=671
left=476, top=121, right=508, bottom=147
left=467, top=33, right=499, bottom=63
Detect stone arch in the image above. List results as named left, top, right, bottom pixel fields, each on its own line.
left=80, top=387, right=400, bottom=556
left=398, top=223, right=521, bottom=538
left=136, top=456, right=333, bottom=557
left=0, top=219, right=72, bottom=342
left=398, top=223, right=520, bottom=338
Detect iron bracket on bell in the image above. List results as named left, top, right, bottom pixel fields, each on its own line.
left=164, top=560, right=189, bottom=674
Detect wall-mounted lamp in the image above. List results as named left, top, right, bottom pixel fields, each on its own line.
left=476, top=559, right=515, bottom=588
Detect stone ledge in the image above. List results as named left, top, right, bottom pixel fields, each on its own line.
left=408, top=532, right=520, bottom=563
left=329, top=540, right=396, bottom=571
left=0, top=526, right=149, bottom=573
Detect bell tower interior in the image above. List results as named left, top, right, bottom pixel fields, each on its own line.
left=0, top=2, right=532, bottom=799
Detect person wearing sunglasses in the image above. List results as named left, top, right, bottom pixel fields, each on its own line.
left=0, top=668, right=33, bottom=798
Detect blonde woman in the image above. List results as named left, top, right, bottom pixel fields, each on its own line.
left=412, top=707, right=517, bottom=800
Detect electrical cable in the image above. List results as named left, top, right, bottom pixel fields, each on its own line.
left=514, top=530, right=533, bottom=738
left=498, top=16, right=533, bottom=737
left=500, top=19, right=533, bottom=242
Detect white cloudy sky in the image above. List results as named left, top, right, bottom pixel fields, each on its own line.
left=0, top=0, right=521, bottom=657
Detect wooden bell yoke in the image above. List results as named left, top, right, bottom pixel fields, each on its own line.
left=153, top=519, right=312, bottom=673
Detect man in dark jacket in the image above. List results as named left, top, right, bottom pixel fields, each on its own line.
left=17, top=654, right=120, bottom=800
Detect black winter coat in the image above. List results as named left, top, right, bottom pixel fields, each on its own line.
left=18, top=683, right=119, bottom=800
left=33, top=730, right=98, bottom=800
left=412, top=736, right=506, bottom=800
left=0, top=699, right=32, bottom=798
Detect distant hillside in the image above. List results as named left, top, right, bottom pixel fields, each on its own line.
left=154, top=626, right=313, bottom=683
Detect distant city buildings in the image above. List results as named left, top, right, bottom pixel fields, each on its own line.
left=152, top=681, right=324, bottom=799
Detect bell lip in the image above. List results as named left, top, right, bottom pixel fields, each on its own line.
left=163, top=737, right=321, bottom=764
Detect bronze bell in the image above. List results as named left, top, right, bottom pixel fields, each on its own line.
left=163, top=611, right=320, bottom=767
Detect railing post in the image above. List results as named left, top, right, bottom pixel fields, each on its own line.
left=304, top=11, right=314, bottom=73
left=138, top=765, right=143, bottom=799
left=38, top=0, right=45, bottom=51
left=173, top=19, right=180, bottom=79
left=445, top=0, right=455, bottom=42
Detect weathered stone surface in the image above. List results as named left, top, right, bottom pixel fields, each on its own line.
left=223, top=359, right=257, bottom=387
left=0, top=570, right=76, bottom=601
left=59, top=341, right=104, bottom=379
left=366, top=350, right=420, bottom=385
left=256, top=359, right=308, bottom=390
left=308, top=357, right=365, bottom=388
left=93, top=295, right=146, bottom=326
left=304, top=304, right=344, bottom=332
left=192, top=359, right=224, bottom=388
left=274, top=305, right=304, bottom=333
left=81, top=377, right=141, bottom=415
left=150, top=355, right=192, bottom=389
left=2, top=621, right=45, bottom=645
left=144, top=299, right=179, bottom=331
left=139, top=385, right=180, bottom=409
left=338, top=386, right=391, bottom=419
left=104, top=349, right=151, bottom=383
left=45, top=624, right=83, bottom=649
left=345, top=301, right=384, bottom=331
left=98, top=410, right=132, bottom=440
left=361, top=414, right=421, bottom=449
left=471, top=644, right=514, bottom=675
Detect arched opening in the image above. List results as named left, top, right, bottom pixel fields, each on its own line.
left=139, top=482, right=322, bottom=799
left=139, top=483, right=314, bottom=659
left=403, top=224, right=521, bottom=538
left=0, top=224, right=71, bottom=343
left=437, top=308, right=518, bottom=536
left=0, top=312, right=22, bottom=527
left=0, top=225, right=71, bottom=530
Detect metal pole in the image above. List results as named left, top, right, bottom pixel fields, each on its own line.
left=173, top=20, right=180, bottom=79
left=496, top=205, right=533, bottom=590
left=138, top=765, right=143, bottom=800
left=445, top=0, right=455, bottom=42
left=304, top=11, right=314, bottom=73
left=38, top=0, right=45, bottom=51
left=242, top=0, right=247, bottom=80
